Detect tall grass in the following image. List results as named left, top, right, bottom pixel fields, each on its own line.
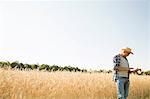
left=0, top=68, right=150, bottom=99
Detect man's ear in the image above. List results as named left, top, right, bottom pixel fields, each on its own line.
left=122, top=50, right=125, bottom=54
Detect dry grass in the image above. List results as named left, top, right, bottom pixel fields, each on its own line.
left=0, top=68, right=150, bottom=99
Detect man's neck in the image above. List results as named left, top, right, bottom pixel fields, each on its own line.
left=120, top=54, right=126, bottom=58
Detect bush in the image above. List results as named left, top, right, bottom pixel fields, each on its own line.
left=144, top=70, right=150, bottom=75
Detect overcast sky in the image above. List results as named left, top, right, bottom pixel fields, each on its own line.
left=0, top=0, right=149, bottom=70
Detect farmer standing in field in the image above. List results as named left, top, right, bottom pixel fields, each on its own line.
left=113, top=47, right=140, bottom=99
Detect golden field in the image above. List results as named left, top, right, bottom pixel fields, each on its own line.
left=0, top=68, right=150, bottom=99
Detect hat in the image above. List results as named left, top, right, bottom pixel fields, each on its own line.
left=122, top=47, right=133, bottom=54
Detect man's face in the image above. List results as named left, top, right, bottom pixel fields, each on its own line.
left=122, top=50, right=130, bottom=57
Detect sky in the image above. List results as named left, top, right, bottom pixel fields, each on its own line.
left=0, top=0, right=149, bottom=70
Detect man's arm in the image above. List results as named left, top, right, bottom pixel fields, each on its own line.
left=113, top=55, right=120, bottom=71
left=117, top=67, right=130, bottom=71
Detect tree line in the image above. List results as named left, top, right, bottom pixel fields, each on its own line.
left=0, top=61, right=150, bottom=75
left=0, top=61, right=87, bottom=72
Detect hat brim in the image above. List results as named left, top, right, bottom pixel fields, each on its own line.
left=129, top=52, right=134, bottom=54
left=126, top=51, right=133, bottom=54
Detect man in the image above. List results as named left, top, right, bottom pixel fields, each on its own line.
left=113, top=47, right=139, bottom=99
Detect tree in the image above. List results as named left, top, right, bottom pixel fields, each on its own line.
left=39, top=64, right=49, bottom=70
left=31, top=64, right=39, bottom=69
left=11, top=61, right=20, bottom=68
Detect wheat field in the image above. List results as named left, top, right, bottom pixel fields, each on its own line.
left=0, top=68, right=150, bottom=99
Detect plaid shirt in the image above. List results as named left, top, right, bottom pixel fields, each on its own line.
left=113, top=54, right=129, bottom=82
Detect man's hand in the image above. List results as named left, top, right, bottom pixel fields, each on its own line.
left=129, top=68, right=142, bottom=74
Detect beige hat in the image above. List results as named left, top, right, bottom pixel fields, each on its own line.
left=122, top=47, right=133, bottom=54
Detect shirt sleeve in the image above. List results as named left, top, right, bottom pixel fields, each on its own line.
left=113, top=55, right=120, bottom=71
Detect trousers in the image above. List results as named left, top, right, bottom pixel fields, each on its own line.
left=116, top=77, right=130, bottom=99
